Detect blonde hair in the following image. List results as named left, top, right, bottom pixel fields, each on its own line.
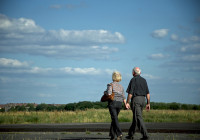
left=112, top=71, right=122, bottom=82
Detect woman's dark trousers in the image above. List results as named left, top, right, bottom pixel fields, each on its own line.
left=108, top=101, right=122, bottom=138
left=128, top=96, right=148, bottom=138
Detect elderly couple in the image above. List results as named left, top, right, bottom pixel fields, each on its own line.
left=105, top=67, right=150, bottom=140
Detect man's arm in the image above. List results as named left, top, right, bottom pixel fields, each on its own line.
left=127, top=94, right=132, bottom=104
left=146, top=93, right=150, bottom=111
left=126, top=94, right=132, bottom=109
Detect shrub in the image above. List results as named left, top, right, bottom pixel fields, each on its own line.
left=65, top=103, right=76, bottom=111
left=169, top=102, right=180, bottom=110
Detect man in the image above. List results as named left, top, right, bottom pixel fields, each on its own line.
left=126, top=67, right=150, bottom=140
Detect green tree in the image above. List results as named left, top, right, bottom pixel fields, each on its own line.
left=57, top=105, right=65, bottom=111
left=65, top=103, right=76, bottom=111
left=76, top=101, right=93, bottom=110
left=0, top=108, right=5, bottom=112
left=47, top=105, right=57, bottom=111
left=169, top=102, right=180, bottom=110
left=26, top=104, right=36, bottom=111
left=192, top=105, right=200, bottom=110
left=8, top=106, right=15, bottom=112
left=181, top=104, right=189, bottom=110
left=36, top=103, right=48, bottom=111
left=15, top=105, right=26, bottom=111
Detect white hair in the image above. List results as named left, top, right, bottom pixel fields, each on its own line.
left=132, top=67, right=141, bottom=75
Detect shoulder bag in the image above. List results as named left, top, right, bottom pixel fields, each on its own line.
left=101, top=84, right=114, bottom=102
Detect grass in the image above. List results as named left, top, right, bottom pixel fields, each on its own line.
left=143, top=110, right=200, bottom=123
left=0, top=109, right=199, bottom=124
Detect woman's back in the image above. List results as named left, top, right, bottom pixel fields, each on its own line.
left=107, top=81, right=125, bottom=102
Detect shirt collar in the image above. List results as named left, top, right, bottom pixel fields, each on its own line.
left=134, top=75, right=140, bottom=78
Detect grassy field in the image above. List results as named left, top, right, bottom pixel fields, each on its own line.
left=0, top=109, right=199, bottom=124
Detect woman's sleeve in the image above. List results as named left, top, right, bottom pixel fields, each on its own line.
left=122, top=87, right=125, bottom=100
left=106, top=84, right=112, bottom=95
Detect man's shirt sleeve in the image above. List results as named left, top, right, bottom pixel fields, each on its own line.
left=146, top=80, right=150, bottom=94
left=126, top=79, right=134, bottom=95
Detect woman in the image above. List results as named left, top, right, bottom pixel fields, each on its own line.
left=105, top=71, right=127, bottom=140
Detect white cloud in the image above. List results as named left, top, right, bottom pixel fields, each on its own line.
left=179, top=36, right=200, bottom=43
left=48, top=29, right=125, bottom=45
left=142, top=74, right=160, bottom=80
left=49, top=2, right=87, bottom=10
left=181, top=54, right=200, bottom=62
left=170, top=34, right=179, bottom=41
left=125, top=73, right=160, bottom=80
left=49, top=5, right=63, bottom=9
left=61, top=67, right=101, bottom=75
left=183, top=66, right=200, bottom=72
left=180, top=43, right=200, bottom=54
left=0, top=14, right=125, bottom=60
left=190, top=36, right=200, bottom=42
left=148, top=53, right=169, bottom=60
left=105, top=69, right=117, bottom=75
left=0, top=58, right=29, bottom=68
left=38, top=93, right=54, bottom=98
left=171, top=78, right=198, bottom=84
left=28, top=67, right=53, bottom=74
left=170, top=34, right=200, bottom=44
left=151, top=29, right=169, bottom=38
left=0, top=14, right=44, bottom=33
left=0, top=58, right=115, bottom=77
left=0, top=44, right=118, bottom=60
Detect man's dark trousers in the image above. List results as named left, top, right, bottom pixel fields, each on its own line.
left=128, top=96, right=148, bottom=137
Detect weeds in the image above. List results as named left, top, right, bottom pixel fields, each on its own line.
left=0, top=109, right=199, bottom=124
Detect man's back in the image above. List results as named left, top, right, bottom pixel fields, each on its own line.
left=127, top=75, right=149, bottom=97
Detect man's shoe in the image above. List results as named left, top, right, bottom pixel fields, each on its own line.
left=110, top=136, right=115, bottom=140
left=140, top=136, right=149, bottom=140
left=125, top=135, right=134, bottom=139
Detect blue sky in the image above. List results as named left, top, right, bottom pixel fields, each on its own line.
left=0, top=0, right=200, bottom=104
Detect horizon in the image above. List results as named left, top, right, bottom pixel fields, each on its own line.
left=1, top=100, right=200, bottom=106
left=0, top=0, right=200, bottom=105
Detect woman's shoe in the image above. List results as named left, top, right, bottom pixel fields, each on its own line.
left=117, top=134, right=123, bottom=140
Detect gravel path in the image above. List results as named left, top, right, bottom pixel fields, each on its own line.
left=0, top=122, right=200, bottom=133
left=0, top=132, right=200, bottom=140
left=1, top=123, right=200, bottom=139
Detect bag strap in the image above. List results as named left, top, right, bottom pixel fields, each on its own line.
left=110, top=83, right=114, bottom=95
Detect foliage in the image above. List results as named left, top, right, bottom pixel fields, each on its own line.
left=150, top=102, right=200, bottom=110
left=2, top=101, right=200, bottom=112
left=26, top=104, right=36, bottom=111
left=64, top=103, right=76, bottom=111
left=36, top=103, right=48, bottom=111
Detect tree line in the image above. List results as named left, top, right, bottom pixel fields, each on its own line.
left=1, top=101, right=199, bottom=112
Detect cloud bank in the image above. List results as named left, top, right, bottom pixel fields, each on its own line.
left=0, top=58, right=29, bottom=68
left=0, top=58, right=115, bottom=77
left=0, top=14, right=125, bottom=60
left=148, top=53, right=170, bottom=60
left=151, top=29, right=169, bottom=39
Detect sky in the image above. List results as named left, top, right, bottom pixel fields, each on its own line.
left=0, top=0, right=200, bottom=105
